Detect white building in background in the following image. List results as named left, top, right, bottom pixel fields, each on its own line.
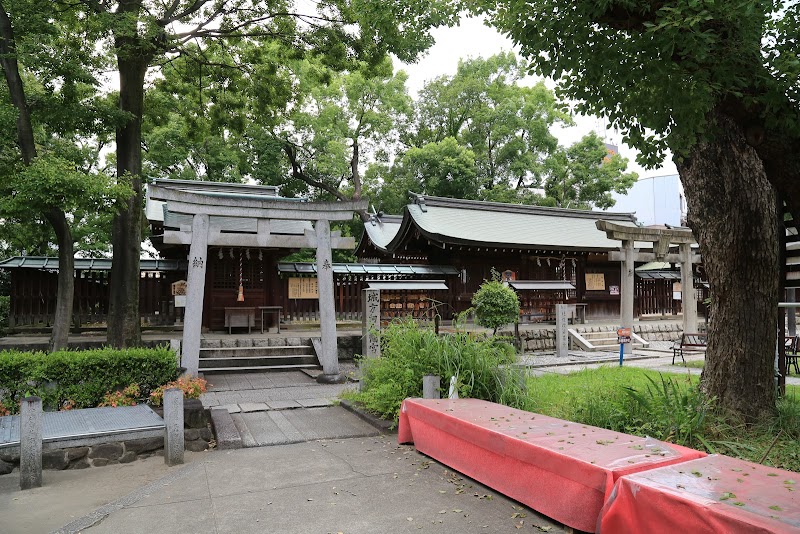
left=606, top=174, right=684, bottom=227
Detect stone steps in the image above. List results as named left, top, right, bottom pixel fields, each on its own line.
left=199, top=337, right=320, bottom=373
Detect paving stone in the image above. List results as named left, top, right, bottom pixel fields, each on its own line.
left=297, top=398, right=333, bottom=408
left=239, top=402, right=269, bottom=413
left=265, top=400, right=301, bottom=410
left=219, top=404, right=241, bottom=414
left=210, top=408, right=242, bottom=450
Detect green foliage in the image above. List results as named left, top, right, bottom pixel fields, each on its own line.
left=544, top=132, right=638, bottom=209
left=526, top=367, right=800, bottom=471
left=471, top=273, right=520, bottom=335
left=0, top=347, right=178, bottom=413
left=473, top=0, right=800, bottom=167
left=620, top=374, right=714, bottom=446
left=0, top=296, right=8, bottom=336
left=350, top=319, right=525, bottom=422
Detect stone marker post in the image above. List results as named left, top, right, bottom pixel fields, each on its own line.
left=164, top=388, right=184, bottom=466
left=315, top=219, right=343, bottom=383
left=555, top=304, right=569, bottom=358
left=362, top=288, right=381, bottom=358
left=20, top=396, right=42, bottom=490
left=423, top=375, right=441, bottom=399
left=182, top=213, right=209, bottom=376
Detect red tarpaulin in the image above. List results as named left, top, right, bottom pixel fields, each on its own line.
left=398, top=398, right=705, bottom=532
left=599, top=454, right=800, bottom=533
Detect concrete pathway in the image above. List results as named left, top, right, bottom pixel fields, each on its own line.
left=201, top=368, right=381, bottom=448
left=1, top=437, right=566, bottom=534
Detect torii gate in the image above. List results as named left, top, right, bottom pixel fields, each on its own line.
left=149, top=185, right=367, bottom=383
left=596, top=221, right=701, bottom=355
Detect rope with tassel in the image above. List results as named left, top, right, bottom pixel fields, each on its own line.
left=237, top=249, right=245, bottom=302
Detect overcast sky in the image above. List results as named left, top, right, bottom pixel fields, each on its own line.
left=396, top=17, right=678, bottom=180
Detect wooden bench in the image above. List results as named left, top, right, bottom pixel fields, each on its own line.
left=672, top=332, right=707, bottom=364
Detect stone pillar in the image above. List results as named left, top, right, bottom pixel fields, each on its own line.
left=20, top=396, right=42, bottom=490
left=362, top=288, right=381, bottom=358
left=423, top=375, right=441, bottom=399
left=181, top=214, right=209, bottom=377
left=163, top=388, right=184, bottom=466
left=315, top=219, right=342, bottom=383
left=621, top=240, right=635, bottom=356
left=680, top=243, right=698, bottom=333
left=170, top=339, right=182, bottom=367
left=555, top=303, right=569, bottom=358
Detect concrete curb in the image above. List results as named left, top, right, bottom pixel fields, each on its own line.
left=339, top=399, right=395, bottom=434
left=209, top=407, right=242, bottom=450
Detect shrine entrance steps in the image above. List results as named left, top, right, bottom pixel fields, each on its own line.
left=569, top=329, right=648, bottom=352
left=199, top=337, right=320, bottom=374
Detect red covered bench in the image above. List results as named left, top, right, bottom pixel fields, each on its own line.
left=599, top=454, right=800, bottom=533
left=398, top=398, right=705, bottom=532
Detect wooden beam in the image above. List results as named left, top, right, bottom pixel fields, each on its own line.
left=609, top=251, right=701, bottom=263
left=149, top=186, right=366, bottom=221
left=596, top=220, right=696, bottom=244
left=163, top=230, right=355, bottom=250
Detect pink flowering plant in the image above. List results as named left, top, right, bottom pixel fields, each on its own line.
left=149, top=377, right=208, bottom=406
left=99, top=383, right=140, bottom=407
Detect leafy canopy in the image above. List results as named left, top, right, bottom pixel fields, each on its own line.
left=471, top=270, right=520, bottom=335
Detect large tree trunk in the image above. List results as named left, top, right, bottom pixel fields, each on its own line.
left=45, top=208, right=74, bottom=351
left=677, top=110, right=779, bottom=422
left=107, top=54, right=147, bottom=348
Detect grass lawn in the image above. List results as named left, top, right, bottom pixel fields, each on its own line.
left=525, top=366, right=800, bottom=472
left=673, top=359, right=705, bottom=369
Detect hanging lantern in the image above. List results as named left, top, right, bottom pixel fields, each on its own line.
left=237, top=250, right=245, bottom=302
left=245, top=248, right=251, bottom=260
left=218, top=248, right=223, bottom=260
left=258, top=250, right=263, bottom=261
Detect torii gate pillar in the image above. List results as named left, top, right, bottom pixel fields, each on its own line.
left=680, top=243, right=698, bottom=333
left=620, top=240, right=636, bottom=356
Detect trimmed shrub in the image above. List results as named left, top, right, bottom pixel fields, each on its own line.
left=351, top=319, right=526, bottom=422
left=471, top=277, right=520, bottom=335
left=0, top=347, right=178, bottom=413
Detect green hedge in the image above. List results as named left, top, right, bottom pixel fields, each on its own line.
left=0, top=347, right=178, bottom=413
left=0, top=295, right=8, bottom=335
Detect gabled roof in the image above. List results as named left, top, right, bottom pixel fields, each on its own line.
left=0, top=256, right=187, bottom=272
left=367, top=193, right=642, bottom=253
left=360, top=215, right=403, bottom=251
